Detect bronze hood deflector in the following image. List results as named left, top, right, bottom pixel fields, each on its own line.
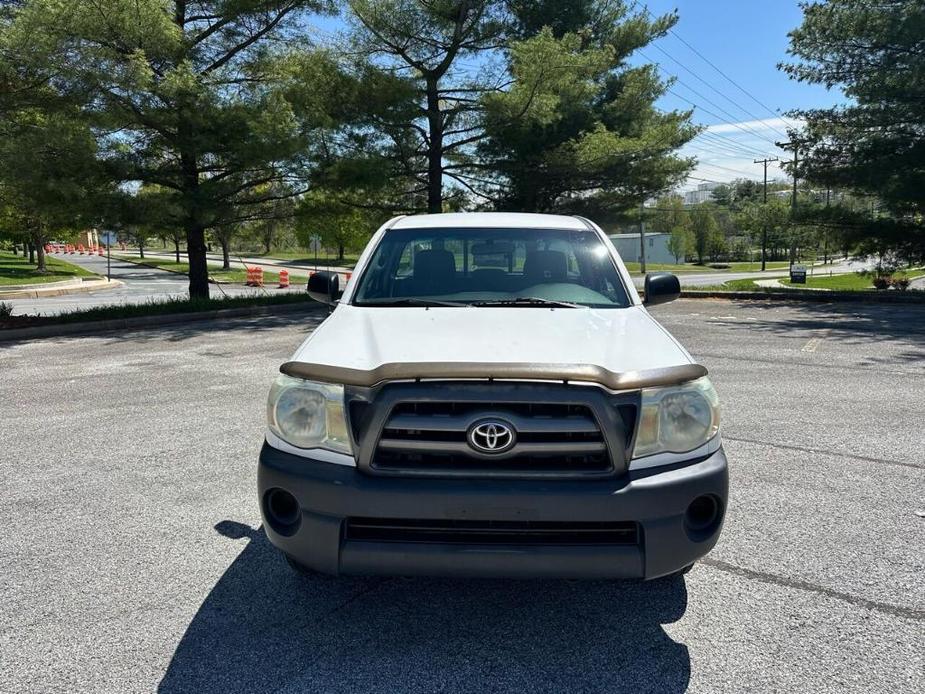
left=279, top=361, right=707, bottom=391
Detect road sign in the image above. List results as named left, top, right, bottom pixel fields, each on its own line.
left=309, top=235, right=322, bottom=253
left=100, top=231, right=118, bottom=246
left=790, top=264, right=807, bottom=284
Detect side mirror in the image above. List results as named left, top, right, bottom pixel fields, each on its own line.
left=643, top=272, right=680, bottom=306
left=307, top=271, right=341, bottom=305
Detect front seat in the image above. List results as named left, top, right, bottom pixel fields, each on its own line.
left=523, top=250, right=568, bottom=284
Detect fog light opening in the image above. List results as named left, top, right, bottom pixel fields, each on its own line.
left=685, top=495, right=721, bottom=534
left=265, top=488, right=301, bottom=534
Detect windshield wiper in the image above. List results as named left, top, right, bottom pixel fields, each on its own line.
left=471, top=297, right=582, bottom=309
left=372, top=298, right=467, bottom=307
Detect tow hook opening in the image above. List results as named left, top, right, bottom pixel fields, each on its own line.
left=685, top=494, right=723, bottom=541
left=264, top=488, right=302, bottom=536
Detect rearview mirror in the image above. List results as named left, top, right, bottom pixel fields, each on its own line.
left=643, top=272, right=680, bottom=306
left=307, top=271, right=341, bottom=305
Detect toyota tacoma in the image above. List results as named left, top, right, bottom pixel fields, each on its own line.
left=258, top=212, right=727, bottom=580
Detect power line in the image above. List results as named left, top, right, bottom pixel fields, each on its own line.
left=666, top=89, right=779, bottom=146
left=686, top=138, right=769, bottom=160
left=694, top=160, right=764, bottom=178
left=640, top=49, right=790, bottom=141
left=694, top=130, right=772, bottom=157
left=635, top=2, right=797, bottom=131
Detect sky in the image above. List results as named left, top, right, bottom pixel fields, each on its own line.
left=635, top=0, right=841, bottom=189
left=311, top=1, right=844, bottom=191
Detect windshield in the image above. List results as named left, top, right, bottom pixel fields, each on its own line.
left=352, top=227, right=631, bottom=308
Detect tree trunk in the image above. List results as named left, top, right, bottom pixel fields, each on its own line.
left=175, top=238, right=180, bottom=264
left=264, top=236, right=271, bottom=254
left=337, top=242, right=344, bottom=261
left=139, top=240, right=145, bottom=260
left=425, top=77, right=443, bottom=214
left=179, top=139, right=209, bottom=299
left=221, top=239, right=230, bottom=270
left=28, top=241, right=35, bottom=264
left=186, top=222, right=210, bottom=299
left=31, top=233, right=46, bottom=272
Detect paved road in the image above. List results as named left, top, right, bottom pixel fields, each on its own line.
left=1, top=300, right=923, bottom=693
left=120, top=249, right=354, bottom=278
left=656, top=257, right=874, bottom=288
left=7, top=253, right=305, bottom=316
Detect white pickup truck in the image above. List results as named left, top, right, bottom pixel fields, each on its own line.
left=259, top=212, right=727, bottom=580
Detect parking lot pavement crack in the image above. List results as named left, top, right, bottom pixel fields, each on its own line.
left=722, top=435, right=924, bottom=470
left=701, top=558, right=925, bottom=622
left=319, top=578, right=392, bottom=619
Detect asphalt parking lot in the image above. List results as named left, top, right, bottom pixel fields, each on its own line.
left=1, top=298, right=923, bottom=693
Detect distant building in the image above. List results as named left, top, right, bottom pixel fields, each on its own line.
left=609, top=232, right=678, bottom=265
left=684, top=182, right=720, bottom=206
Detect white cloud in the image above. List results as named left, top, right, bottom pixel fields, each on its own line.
left=705, top=117, right=800, bottom=135
left=672, top=118, right=804, bottom=190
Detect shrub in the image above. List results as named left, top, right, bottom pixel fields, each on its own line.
left=0, top=302, right=12, bottom=318
left=893, top=277, right=910, bottom=291
left=872, top=276, right=891, bottom=290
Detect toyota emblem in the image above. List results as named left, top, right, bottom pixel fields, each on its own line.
left=467, top=419, right=516, bottom=454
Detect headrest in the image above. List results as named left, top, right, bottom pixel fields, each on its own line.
left=413, top=249, right=456, bottom=280
left=523, top=250, right=567, bottom=283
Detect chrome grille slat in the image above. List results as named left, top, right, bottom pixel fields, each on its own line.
left=348, top=381, right=634, bottom=479
left=376, top=439, right=607, bottom=456
left=384, top=412, right=600, bottom=434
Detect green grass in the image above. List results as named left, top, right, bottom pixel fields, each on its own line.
left=779, top=270, right=925, bottom=291
left=248, top=250, right=359, bottom=268
left=3, top=293, right=319, bottom=328
left=0, top=251, right=98, bottom=286
left=624, top=262, right=713, bottom=273
left=116, top=255, right=282, bottom=284
left=691, top=279, right=766, bottom=291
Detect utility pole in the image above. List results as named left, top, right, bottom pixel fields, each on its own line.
left=776, top=140, right=800, bottom=267
left=638, top=200, right=647, bottom=274
left=754, top=157, right=779, bottom=271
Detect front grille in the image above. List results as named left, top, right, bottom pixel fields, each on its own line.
left=345, top=517, right=640, bottom=546
left=349, top=382, right=636, bottom=479
left=374, top=401, right=609, bottom=476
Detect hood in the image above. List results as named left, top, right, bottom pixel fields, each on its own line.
left=288, top=305, right=695, bottom=384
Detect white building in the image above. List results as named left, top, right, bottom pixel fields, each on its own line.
left=609, top=232, right=679, bottom=265
left=684, top=182, right=720, bottom=206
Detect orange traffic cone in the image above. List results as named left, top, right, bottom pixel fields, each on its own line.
left=245, top=266, right=264, bottom=287
left=278, top=269, right=290, bottom=289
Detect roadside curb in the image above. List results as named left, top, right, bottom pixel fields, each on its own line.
left=680, top=289, right=925, bottom=303
left=0, top=301, right=326, bottom=342
left=0, top=278, right=123, bottom=300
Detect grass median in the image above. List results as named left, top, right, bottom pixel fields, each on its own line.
left=0, top=251, right=98, bottom=286
left=115, top=255, right=282, bottom=284
left=778, top=269, right=925, bottom=290
left=1, top=292, right=320, bottom=330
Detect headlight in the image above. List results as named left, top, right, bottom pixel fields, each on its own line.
left=267, top=375, right=352, bottom=455
left=632, top=376, right=720, bottom=459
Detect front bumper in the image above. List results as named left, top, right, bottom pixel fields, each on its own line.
left=257, top=442, right=728, bottom=580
